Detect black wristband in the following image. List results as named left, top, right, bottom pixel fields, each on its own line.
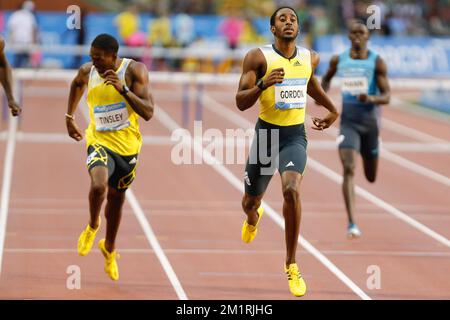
left=121, top=85, right=130, bottom=95
left=256, top=79, right=265, bottom=91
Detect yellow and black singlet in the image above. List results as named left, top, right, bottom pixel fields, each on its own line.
left=85, top=58, right=142, bottom=156
left=258, top=44, right=312, bottom=126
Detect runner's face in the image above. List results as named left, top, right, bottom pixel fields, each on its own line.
left=348, top=24, right=369, bottom=50
left=90, top=47, right=116, bottom=74
left=272, top=9, right=299, bottom=40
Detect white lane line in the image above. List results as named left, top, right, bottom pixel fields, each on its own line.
left=5, top=248, right=450, bottom=258
left=204, top=94, right=450, bottom=248
left=14, top=132, right=176, bottom=146
left=306, top=116, right=450, bottom=187
left=379, top=142, right=450, bottom=153
left=389, top=96, right=450, bottom=126
left=207, top=94, right=450, bottom=185
left=308, top=158, right=450, bottom=247
left=126, top=191, right=188, bottom=300
left=12, top=131, right=450, bottom=153
left=381, top=148, right=450, bottom=187
left=79, top=101, right=188, bottom=300
left=0, top=116, right=18, bottom=276
left=381, top=117, right=448, bottom=143
left=155, top=104, right=372, bottom=300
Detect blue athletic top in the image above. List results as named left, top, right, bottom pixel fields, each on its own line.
left=337, top=49, right=379, bottom=125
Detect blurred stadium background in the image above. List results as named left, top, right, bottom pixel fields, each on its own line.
left=1, top=0, right=450, bottom=114
left=0, top=0, right=449, bottom=300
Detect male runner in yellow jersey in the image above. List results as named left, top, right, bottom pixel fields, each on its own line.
left=0, top=37, right=21, bottom=117
left=236, top=7, right=339, bottom=297
left=66, top=34, right=154, bottom=281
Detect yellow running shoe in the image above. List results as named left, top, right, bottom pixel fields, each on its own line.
left=284, top=263, right=307, bottom=297
left=98, top=239, right=119, bottom=281
left=77, top=217, right=101, bottom=256
left=241, top=207, right=264, bottom=243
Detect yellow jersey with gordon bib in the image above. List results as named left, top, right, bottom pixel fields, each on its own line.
left=259, top=45, right=312, bottom=126
left=85, top=58, right=142, bottom=156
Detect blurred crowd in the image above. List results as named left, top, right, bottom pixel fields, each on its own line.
left=129, top=0, right=450, bottom=36
left=1, top=0, right=450, bottom=71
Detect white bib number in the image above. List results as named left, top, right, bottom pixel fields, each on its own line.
left=275, top=78, right=307, bottom=110
left=341, top=77, right=368, bottom=95
left=94, top=102, right=130, bottom=131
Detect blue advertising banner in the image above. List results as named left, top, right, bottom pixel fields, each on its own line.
left=314, top=35, right=450, bottom=78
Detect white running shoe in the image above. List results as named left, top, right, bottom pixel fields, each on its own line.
left=347, top=223, right=362, bottom=239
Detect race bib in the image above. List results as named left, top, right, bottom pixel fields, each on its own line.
left=341, top=77, right=368, bottom=95
left=94, top=102, right=130, bottom=131
left=275, top=78, right=307, bottom=110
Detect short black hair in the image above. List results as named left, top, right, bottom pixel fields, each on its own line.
left=350, top=19, right=368, bottom=28
left=270, top=6, right=299, bottom=26
left=91, top=33, right=119, bottom=53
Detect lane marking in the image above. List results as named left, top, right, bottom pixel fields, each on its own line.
left=204, top=94, right=450, bottom=248
left=126, top=191, right=188, bottom=300
left=5, top=248, right=450, bottom=258
left=308, top=158, right=450, bottom=247
left=381, top=117, right=448, bottom=143
left=10, top=132, right=450, bottom=154
left=307, top=115, right=450, bottom=187
left=0, top=116, right=18, bottom=276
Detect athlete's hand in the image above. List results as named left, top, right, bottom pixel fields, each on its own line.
left=8, top=100, right=21, bottom=117
left=66, top=118, right=83, bottom=141
left=102, top=70, right=123, bottom=93
left=357, top=94, right=374, bottom=103
left=261, top=67, right=285, bottom=89
left=311, top=111, right=339, bottom=131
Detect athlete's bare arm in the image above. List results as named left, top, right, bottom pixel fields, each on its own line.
left=320, top=55, right=339, bottom=92
left=103, top=61, right=154, bottom=121
left=235, top=48, right=284, bottom=111
left=0, top=37, right=21, bottom=116
left=66, top=62, right=91, bottom=141
left=307, top=51, right=339, bottom=130
left=358, top=57, right=390, bottom=105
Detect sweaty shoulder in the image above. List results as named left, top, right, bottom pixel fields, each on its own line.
left=75, top=62, right=92, bottom=84
left=79, top=62, right=93, bottom=75
left=127, top=60, right=149, bottom=80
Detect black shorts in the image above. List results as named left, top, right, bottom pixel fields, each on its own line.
left=338, top=119, right=380, bottom=159
left=86, top=144, right=138, bottom=192
left=244, top=118, right=308, bottom=196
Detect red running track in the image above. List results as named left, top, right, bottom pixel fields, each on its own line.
left=0, top=79, right=448, bottom=300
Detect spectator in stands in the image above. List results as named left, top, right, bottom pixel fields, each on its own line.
left=7, top=0, right=38, bottom=68
left=148, top=12, right=174, bottom=70
left=173, top=12, right=195, bottom=48
left=219, top=10, right=244, bottom=50
left=114, top=5, right=140, bottom=46
left=240, top=16, right=266, bottom=45
left=311, top=6, right=329, bottom=39
left=148, top=12, right=174, bottom=48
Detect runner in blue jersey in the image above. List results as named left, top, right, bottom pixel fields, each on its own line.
left=321, top=21, right=391, bottom=238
